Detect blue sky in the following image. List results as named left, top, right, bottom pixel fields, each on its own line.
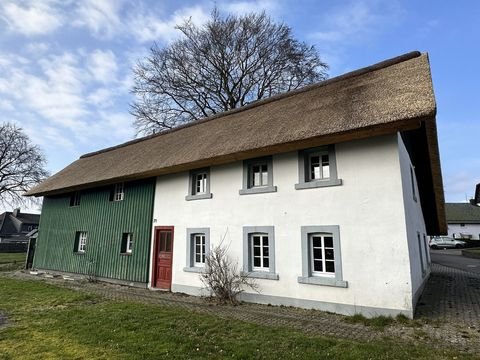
left=0, top=0, right=478, bottom=212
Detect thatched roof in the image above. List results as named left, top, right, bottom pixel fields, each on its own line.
left=26, top=51, right=446, bottom=233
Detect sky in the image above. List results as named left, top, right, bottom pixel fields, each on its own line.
left=0, top=0, right=479, bottom=213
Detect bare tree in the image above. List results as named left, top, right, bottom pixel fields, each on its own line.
left=200, top=240, right=258, bottom=305
left=0, top=123, right=48, bottom=207
left=132, top=10, right=328, bottom=135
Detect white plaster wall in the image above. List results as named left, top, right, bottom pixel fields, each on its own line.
left=397, top=134, right=430, bottom=302
left=150, top=134, right=415, bottom=314
left=448, top=224, right=480, bottom=240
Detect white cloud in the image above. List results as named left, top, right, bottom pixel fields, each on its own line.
left=219, top=0, right=280, bottom=16
left=87, top=49, right=118, bottom=83
left=26, top=42, right=50, bottom=54
left=310, top=1, right=403, bottom=43
left=0, top=0, right=64, bottom=36
left=73, top=0, right=123, bottom=39
left=128, top=5, right=210, bottom=43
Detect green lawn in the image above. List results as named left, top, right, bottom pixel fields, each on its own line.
left=0, top=278, right=474, bottom=359
left=0, top=252, right=26, bottom=265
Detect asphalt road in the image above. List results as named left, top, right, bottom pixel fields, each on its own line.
left=430, top=248, right=480, bottom=275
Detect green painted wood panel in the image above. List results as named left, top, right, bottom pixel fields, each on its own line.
left=33, top=179, right=155, bottom=283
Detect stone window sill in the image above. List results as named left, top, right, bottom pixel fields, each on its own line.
left=297, top=276, right=348, bottom=288
left=295, top=178, right=342, bottom=190
left=183, top=266, right=206, bottom=273
left=241, top=271, right=279, bottom=280
left=185, top=193, right=213, bottom=201
left=239, top=186, right=277, bottom=195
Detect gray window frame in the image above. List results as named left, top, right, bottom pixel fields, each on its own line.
left=241, top=226, right=279, bottom=280
left=295, top=145, right=342, bottom=190
left=186, top=168, right=212, bottom=201
left=184, top=228, right=210, bottom=273
left=298, top=225, right=347, bottom=287
left=239, top=156, right=277, bottom=195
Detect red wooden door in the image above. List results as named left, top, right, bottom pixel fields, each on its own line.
left=153, top=227, right=174, bottom=290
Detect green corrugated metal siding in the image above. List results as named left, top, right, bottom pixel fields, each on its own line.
left=33, top=179, right=155, bottom=283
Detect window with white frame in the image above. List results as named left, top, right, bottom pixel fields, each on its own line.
left=308, top=152, right=330, bottom=181
left=310, top=233, right=335, bottom=276
left=296, top=146, right=342, bottom=190
left=113, top=183, right=125, bottom=201
left=184, top=228, right=210, bottom=272
left=298, top=225, right=347, bottom=287
left=74, top=231, right=87, bottom=253
left=251, top=233, right=269, bottom=271
left=194, top=234, right=206, bottom=267
left=417, top=232, right=425, bottom=275
left=241, top=226, right=278, bottom=279
left=186, top=168, right=212, bottom=201
left=121, top=233, right=133, bottom=254
left=239, top=157, right=277, bottom=195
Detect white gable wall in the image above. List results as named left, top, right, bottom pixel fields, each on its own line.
left=397, top=134, right=430, bottom=308
left=149, top=134, right=419, bottom=317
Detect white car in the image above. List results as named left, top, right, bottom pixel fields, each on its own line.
left=429, top=236, right=466, bottom=249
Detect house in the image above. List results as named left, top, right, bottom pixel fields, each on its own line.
left=445, top=202, right=480, bottom=240
left=26, top=51, right=446, bottom=318
left=0, top=208, right=40, bottom=244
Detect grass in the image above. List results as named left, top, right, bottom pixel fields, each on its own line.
left=344, top=314, right=395, bottom=329
left=0, top=277, right=475, bottom=360
left=0, top=253, right=26, bottom=265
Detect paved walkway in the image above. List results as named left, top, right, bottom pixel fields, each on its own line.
left=5, top=262, right=480, bottom=353
left=416, top=263, right=480, bottom=325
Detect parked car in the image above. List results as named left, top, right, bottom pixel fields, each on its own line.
left=429, top=236, right=466, bottom=249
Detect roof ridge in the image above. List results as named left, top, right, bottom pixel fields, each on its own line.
left=81, top=51, right=422, bottom=159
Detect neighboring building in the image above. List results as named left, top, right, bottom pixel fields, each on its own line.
left=26, top=51, right=446, bottom=318
left=0, top=208, right=40, bottom=244
left=445, top=203, right=480, bottom=240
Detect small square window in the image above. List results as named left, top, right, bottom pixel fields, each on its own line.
left=70, top=192, right=81, bottom=207
left=110, top=183, right=125, bottom=202
left=121, top=233, right=133, bottom=254
left=74, top=231, right=87, bottom=253
left=295, top=146, right=342, bottom=190
left=186, top=168, right=212, bottom=201
left=239, top=157, right=277, bottom=195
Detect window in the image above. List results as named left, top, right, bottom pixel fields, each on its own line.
left=298, top=225, right=347, bottom=287
left=194, top=234, right=206, bottom=267
left=110, top=183, right=125, bottom=202
left=184, top=228, right=210, bottom=272
left=295, top=146, right=342, bottom=190
left=186, top=168, right=212, bottom=201
left=310, top=234, right=335, bottom=276
left=239, top=157, right=277, bottom=195
left=74, top=231, right=87, bottom=253
left=121, top=233, right=133, bottom=254
left=252, top=234, right=269, bottom=271
left=70, top=192, right=81, bottom=207
left=242, top=226, right=278, bottom=279
left=410, top=166, right=417, bottom=202
left=423, top=234, right=431, bottom=265
left=417, top=232, right=426, bottom=275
